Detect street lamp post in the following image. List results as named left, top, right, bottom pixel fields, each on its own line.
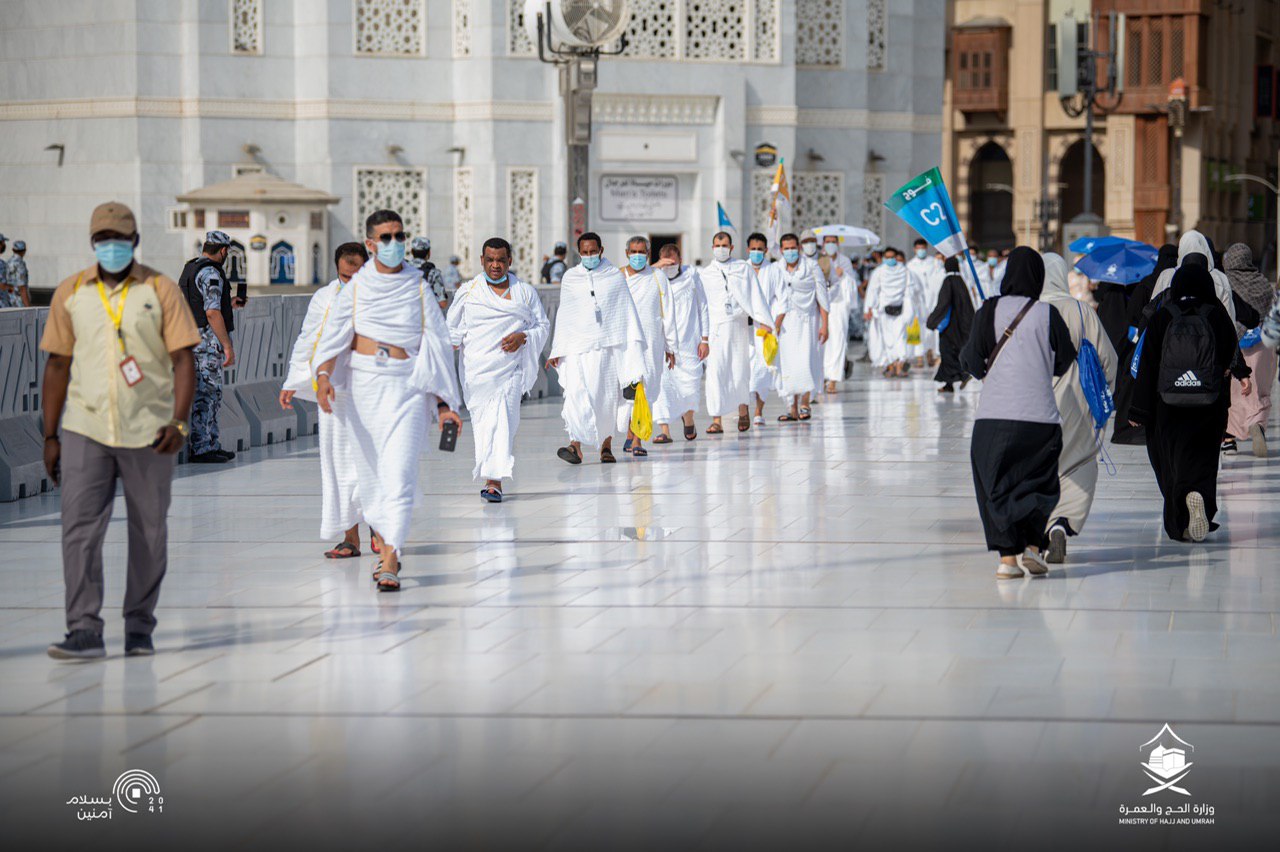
left=526, top=0, right=630, bottom=263
left=1225, top=167, right=1280, bottom=285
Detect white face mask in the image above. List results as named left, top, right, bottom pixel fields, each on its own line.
left=801, top=242, right=818, bottom=257
left=823, top=243, right=839, bottom=256
left=712, top=246, right=732, bottom=263
left=665, top=266, right=681, bottom=280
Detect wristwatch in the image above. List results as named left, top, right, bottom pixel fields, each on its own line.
left=168, top=419, right=189, bottom=437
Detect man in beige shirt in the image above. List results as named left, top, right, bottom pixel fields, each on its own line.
left=40, top=201, right=199, bottom=660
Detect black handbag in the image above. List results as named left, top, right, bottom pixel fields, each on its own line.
left=884, top=303, right=903, bottom=317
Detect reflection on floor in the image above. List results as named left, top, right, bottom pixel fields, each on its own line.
left=1, top=365, right=1276, bottom=847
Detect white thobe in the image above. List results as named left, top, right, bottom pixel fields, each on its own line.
left=617, top=267, right=676, bottom=433
left=698, top=259, right=775, bottom=417
left=864, top=264, right=924, bottom=367
left=446, top=274, right=550, bottom=482
left=653, top=266, right=710, bottom=423
left=311, top=260, right=462, bottom=553
left=820, top=255, right=857, bottom=382
left=748, top=260, right=783, bottom=397
left=770, top=258, right=829, bottom=397
left=548, top=259, right=647, bottom=447
left=907, top=255, right=943, bottom=355
left=282, top=278, right=362, bottom=539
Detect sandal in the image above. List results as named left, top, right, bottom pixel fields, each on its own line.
left=778, top=413, right=799, bottom=422
left=706, top=423, right=724, bottom=434
left=557, top=445, right=583, bottom=465
left=481, top=487, right=503, bottom=503
left=600, top=449, right=616, bottom=463
left=623, top=438, right=634, bottom=453
left=373, top=571, right=401, bottom=592
left=798, top=408, right=811, bottom=421
left=737, top=414, right=750, bottom=432
left=684, top=424, right=697, bottom=441
left=630, top=446, right=648, bottom=457
left=324, top=541, right=360, bottom=559
left=653, top=434, right=673, bottom=444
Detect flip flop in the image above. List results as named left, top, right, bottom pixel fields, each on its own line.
left=778, top=414, right=799, bottom=422
left=684, top=425, right=697, bottom=441
left=737, top=414, right=750, bottom=432
left=706, top=423, right=724, bottom=434
left=653, top=434, right=673, bottom=444
left=600, top=449, right=617, bottom=463
left=324, top=541, right=360, bottom=559
left=798, top=412, right=812, bottom=421
left=373, top=571, right=401, bottom=592
left=623, top=438, right=634, bottom=453
left=630, top=446, right=648, bottom=457
left=481, top=487, right=503, bottom=503
left=557, top=445, right=583, bottom=465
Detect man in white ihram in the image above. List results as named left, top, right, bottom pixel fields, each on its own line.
left=818, top=233, right=856, bottom=394
left=447, top=236, right=550, bottom=503
left=771, top=232, right=829, bottom=422
left=864, top=246, right=924, bottom=379
left=312, top=209, right=463, bottom=592
left=617, top=236, right=676, bottom=458
left=547, top=232, right=647, bottom=465
left=698, top=231, right=775, bottom=434
left=907, top=238, right=942, bottom=368
left=746, top=231, right=783, bottom=426
left=652, top=242, right=710, bottom=443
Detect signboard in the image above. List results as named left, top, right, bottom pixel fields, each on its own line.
left=754, top=143, right=778, bottom=168
left=249, top=234, right=267, bottom=251
left=599, top=175, right=678, bottom=222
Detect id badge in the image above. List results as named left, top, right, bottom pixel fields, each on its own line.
left=375, top=345, right=391, bottom=366
left=119, top=356, right=144, bottom=387
left=724, top=300, right=734, bottom=316
left=594, top=307, right=603, bottom=325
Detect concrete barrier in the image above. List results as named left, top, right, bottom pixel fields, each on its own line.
left=0, top=287, right=564, bottom=501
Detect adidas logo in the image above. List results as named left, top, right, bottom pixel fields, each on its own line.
left=1173, top=371, right=1202, bottom=388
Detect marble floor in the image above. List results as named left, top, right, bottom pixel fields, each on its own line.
left=1, top=364, right=1277, bottom=849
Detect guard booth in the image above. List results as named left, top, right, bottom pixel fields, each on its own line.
left=175, top=167, right=338, bottom=287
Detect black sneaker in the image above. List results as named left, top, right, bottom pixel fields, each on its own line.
left=188, top=451, right=230, bottom=464
left=1221, top=438, right=1238, bottom=456
left=124, top=633, right=155, bottom=656
left=212, top=449, right=236, bottom=460
left=48, top=630, right=106, bottom=660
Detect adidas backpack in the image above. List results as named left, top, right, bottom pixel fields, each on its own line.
left=1157, top=301, right=1220, bottom=406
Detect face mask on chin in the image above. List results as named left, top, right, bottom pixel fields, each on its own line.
left=801, top=243, right=818, bottom=257
left=712, top=246, right=732, bottom=263
left=484, top=271, right=507, bottom=284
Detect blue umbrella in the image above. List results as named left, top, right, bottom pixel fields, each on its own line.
left=1073, top=242, right=1159, bottom=285
left=1068, top=234, right=1133, bottom=254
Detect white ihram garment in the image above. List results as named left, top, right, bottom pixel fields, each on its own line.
left=748, top=261, right=783, bottom=398
left=698, top=258, right=775, bottom=417
left=617, top=267, right=676, bottom=433
left=549, top=259, right=647, bottom=447
left=907, top=255, right=943, bottom=355
left=653, top=266, right=710, bottom=423
left=311, top=260, right=462, bottom=552
left=282, top=278, right=362, bottom=538
left=446, top=274, right=550, bottom=481
left=770, top=258, right=829, bottom=397
left=864, top=263, right=923, bottom=367
left=820, top=255, right=856, bottom=382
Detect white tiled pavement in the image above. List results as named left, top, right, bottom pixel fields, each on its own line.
left=1, top=363, right=1277, bottom=849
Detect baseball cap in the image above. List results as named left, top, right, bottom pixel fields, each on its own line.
left=554, top=241, right=567, bottom=253
left=89, top=202, right=138, bottom=238
left=411, top=236, right=431, bottom=252
left=449, top=255, right=460, bottom=264
left=204, top=230, right=233, bottom=247
left=13, top=240, right=25, bottom=251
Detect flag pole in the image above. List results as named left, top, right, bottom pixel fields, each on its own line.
left=964, top=248, right=986, bottom=300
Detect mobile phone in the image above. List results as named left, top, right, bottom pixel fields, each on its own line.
left=439, top=420, right=459, bottom=452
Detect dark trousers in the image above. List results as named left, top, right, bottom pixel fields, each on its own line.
left=60, top=431, right=175, bottom=635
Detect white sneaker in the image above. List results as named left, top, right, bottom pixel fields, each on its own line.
left=1185, top=492, right=1209, bottom=542
left=1250, top=424, right=1268, bottom=459
left=1046, top=525, right=1067, bottom=564
left=996, top=561, right=1025, bottom=579
left=1020, top=548, right=1050, bottom=575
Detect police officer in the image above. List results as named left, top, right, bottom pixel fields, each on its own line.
left=407, top=236, right=447, bottom=308
left=442, top=254, right=463, bottom=295
left=178, top=230, right=237, bottom=463
left=541, top=242, right=568, bottom=283
left=7, top=240, right=30, bottom=307
left=0, top=233, right=15, bottom=308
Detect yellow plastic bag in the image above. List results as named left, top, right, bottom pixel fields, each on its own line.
left=757, top=327, right=779, bottom=366
left=630, top=381, right=653, bottom=440
left=907, top=318, right=921, bottom=346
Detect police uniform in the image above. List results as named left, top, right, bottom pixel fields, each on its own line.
left=178, top=232, right=235, bottom=457
left=7, top=241, right=29, bottom=307
left=0, top=234, right=16, bottom=308
left=408, top=236, right=446, bottom=303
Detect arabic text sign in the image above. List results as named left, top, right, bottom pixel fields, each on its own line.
left=600, top=175, right=679, bottom=222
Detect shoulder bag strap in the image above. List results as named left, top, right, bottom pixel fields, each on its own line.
left=985, top=298, right=1037, bottom=372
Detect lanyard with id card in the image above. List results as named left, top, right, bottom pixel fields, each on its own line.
left=96, top=279, right=143, bottom=387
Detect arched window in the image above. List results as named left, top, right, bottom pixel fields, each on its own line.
left=270, top=241, right=295, bottom=285
left=968, top=142, right=1015, bottom=249
left=225, top=241, right=248, bottom=284
left=1058, top=140, right=1106, bottom=224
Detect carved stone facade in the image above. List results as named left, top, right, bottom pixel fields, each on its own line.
left=354, top=0, right=425, bottom=56
left=453, top=167, right=474, bottom=275
left=867, top=0, right=886, bottom=70
left=791, top=171, right=844, bottom=232
left=862, top=173, right=885, bottom=238
left=753, top=0, right=779, bottom=62
left=230, top=0, right=261, bottom=55
left=593, top=93, right=718, bottom=125
left=796, top=0, right=843, bottom=67
left=354, top=167, right=428, bottom=238
left=508, top=168, right=539, bottom=279
left=510, top=0, right=534, bottom=55
left=453, top=0, right=471, bottom=57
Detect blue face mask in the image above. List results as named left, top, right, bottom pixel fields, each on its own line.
left=484, top=271, right=507, bottom=284
left=375, top=239, right=406, bottom=268
left=884, top=257, right=898, bottom=267
left=94, top=240, right=134, bottom=274
left=782, top=249, right=800, bottom=264
left=988, top=257, right=999, bottom=267
left=748, top=250, right=766, bottom=265
left=581, top=255, right=601, bottom=271
left=628, top=254, right=648, bottom=271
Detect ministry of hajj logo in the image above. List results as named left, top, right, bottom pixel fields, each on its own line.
left=1140, top=723, right=1194, bottom=796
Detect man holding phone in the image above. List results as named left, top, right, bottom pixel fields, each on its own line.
left=40, top=201, right=199, bottom=659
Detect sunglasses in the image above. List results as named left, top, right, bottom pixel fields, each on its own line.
left=372, top=232, right=407, bottom=245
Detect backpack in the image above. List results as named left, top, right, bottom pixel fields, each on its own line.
left=1157, top=301, right=1220, bottom=406
left=1075, top=302, right=1115, bottom=431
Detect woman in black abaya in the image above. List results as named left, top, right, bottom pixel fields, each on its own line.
left=1129, top=264, right=1251, bottom=541
left=926, top=256, right=975, bottom=392
left=1112, top=243, right=1178, bottom=445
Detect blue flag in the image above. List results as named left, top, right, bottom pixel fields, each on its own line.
left=884, top=167, right=985, bottom=298
left=717, top=202, right=734, bottom=231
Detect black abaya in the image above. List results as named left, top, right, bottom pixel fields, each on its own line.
left=971, top=420, right=1064, bottom=555
left=1112, top=244, right=1176, bottom=445
left=926, top=273, right=973, bottom=384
